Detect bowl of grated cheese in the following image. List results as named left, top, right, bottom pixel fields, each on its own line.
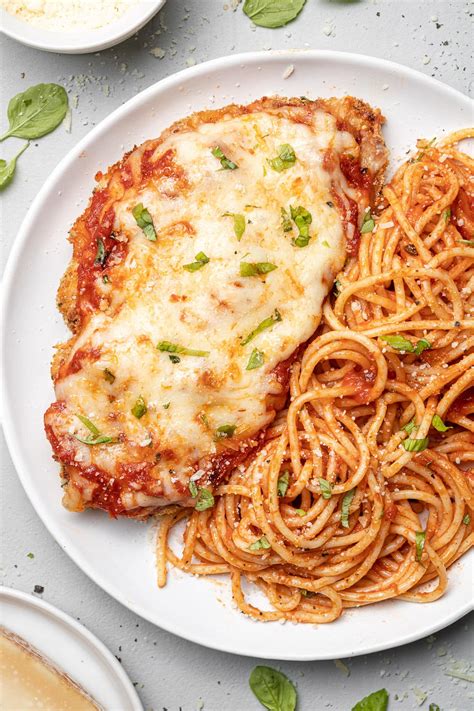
left=0, top=0, right=167, bottom=54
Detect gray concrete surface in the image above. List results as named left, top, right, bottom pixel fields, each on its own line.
left=1, top=1, right=473, bottom=709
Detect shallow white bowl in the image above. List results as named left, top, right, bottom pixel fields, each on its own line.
left=2, top=50, right=473, bottom=660
left=0, top=587, right=143, bottom=710
left=0, top=0, right=166, bottom=54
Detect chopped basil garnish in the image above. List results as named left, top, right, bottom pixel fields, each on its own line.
left=429, top=705, right=440, bottom=711
left=402, top=437, right=430, bottom=452
left=94, top=238, right=107, bottom=266
left=341, top=488, right=355, bottom=528
left=322, top=240, right=330, bottom=247
left=223, top=212, right=246, bottom=240
left=249, top=535, right=271, bottom=551
left=241, top=309, right=282, bottom=346
left=74, top=414, right=114, bottom=446
left=281, top=206, right=293, bottom=232
left=215, top=424, right=236, bottom=439
left=351, top=688, right=389, bottom=711
left=443, top=208, right=451, bottom=222
left=163, top=402, right=170, bottom=409
left=131, top=395, right=147, bottom=419
left=290, top=205, right=312, bottom=247
left=415, top=531, right=426, bottom=562
left=102, top=275, right=109, bottom=284
left=183, top=251, right=209, bottom=272
left=132, top=203, right=157, bottom=241
left=319, top=478, right=332, bottom=500
left=463, top=514, right=471, bottom=525
left=277, top=470, right=290, bottom=497
left=169, top=354, right=180, bottom=364
left=267, top=143, right=296, bottom=172
left=432, top=414, right=452, bottom=432
left=189, top=482, right=214, bottom=511
left=212, top=146, right=238, bottom=170
left=249, top=665, right=297, bottom=711
left=103, top=368, right=115, bottom=384
left=333, top=279, right=342, bottom=296
left=458, top=239, right=474, bottom=246
left=196, top=488, right=214, bottom=511
left=401, top=418, right=417, bottom=434
left=295, top=508, right=306, bottom=517
left=246, top=348, right=265, bottom=370
left=361, top=209, right=375, bottom=234
left=381, top=335, right=431, bottom=355
left=240, top=261, right=277, bottom=277
left=157, top=341, right=209, bottom=357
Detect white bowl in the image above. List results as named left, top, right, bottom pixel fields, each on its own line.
left=0, top=0, right=166, bottom=54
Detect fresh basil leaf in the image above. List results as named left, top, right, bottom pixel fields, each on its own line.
left=341, top=488, right=355, bottom=528
left=94, top=238, right=107, bottom=267
left=241, top=309, right=282, bottom=346
left=103, top=368, right=115, bottom=384
left=240, top=261, right=277, bottom=277
left=1, top=83, right=68, bottom=142
left=401, top=418, right=417, bottom=434
left=243, top=0, right=306, bottom=29
left=131, top=396, right=147, bottom=419
left=463, top=514, right=471, bottom=525
left=431, top=414, right=452, bottom=432
left=249, top=665, right=297, bottom=711
left=319, top=478, right=332, bottom=500
left=212, top=146, right=238, bottom=170
left=0, top=141, right=29, bottom=190
left=189, top=480, right=198, bottom=498
left=132, top=203, right=157, bottom=241
left=415, top=530, right=426, bottom=562
left=215, top=424, right=236, bottom=439
left=277, top=470, right=290, bottom=497
left=246, top=348, right=265, bottom=370
left=157, top=341, right=209, bottom=357
left=402, top=437, right=430, bottom=452
left=290, top=205, right=312, bottom=247
left=195, top=487, right=214, bottom=512
left=351, top=688, right=389, bottom=711
left=267, top=143, right=296, bottom=172
left=249, top=536, right=271, bottom=551
left=183, top=251, right=209, bottom=272
left=281, top=207, right=293, bottom=232
left=223, top=212, right=246, bottom=240
left=360, top=209, right=375, bottom=234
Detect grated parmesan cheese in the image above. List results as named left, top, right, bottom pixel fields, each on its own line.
left=1, top=0, right=139, bottom=31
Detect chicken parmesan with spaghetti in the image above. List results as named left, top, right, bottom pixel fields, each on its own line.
left=44, top=96, right=387, bottom=517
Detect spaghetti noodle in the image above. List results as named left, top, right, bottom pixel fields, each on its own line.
left=156, top=131, right=474, bottom=624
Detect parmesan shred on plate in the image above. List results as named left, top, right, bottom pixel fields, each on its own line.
left=1, top=0, right=140, bottom=31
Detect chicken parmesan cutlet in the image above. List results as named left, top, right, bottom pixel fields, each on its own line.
left=44, top=96, right=388, bottom=518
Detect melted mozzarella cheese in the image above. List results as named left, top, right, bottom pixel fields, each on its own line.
left=55, top=108, right=359, bottom=508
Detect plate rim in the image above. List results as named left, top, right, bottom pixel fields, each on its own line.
left=2, top=49, right=473, bottom=661
left=0, top=585, right=143, bottom=709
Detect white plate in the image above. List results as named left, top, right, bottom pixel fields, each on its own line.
left=0, top=1, right=166, bottom=54
left=0, top=586, right=143, bottom=710
left=2, top=51, right=473, bottom=661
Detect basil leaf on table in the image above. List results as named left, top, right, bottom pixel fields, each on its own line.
left=249, top=665, right=297, bottom=711
left=1, top=84, right=68, bottom=142
left=351, top=688, right=389, bottom=711
left=243, top=0, right=306, bottom=29
left=0, top=141, right=29, bottom=190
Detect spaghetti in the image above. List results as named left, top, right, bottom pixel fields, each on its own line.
left=156, top=131, right=474, bottom=624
